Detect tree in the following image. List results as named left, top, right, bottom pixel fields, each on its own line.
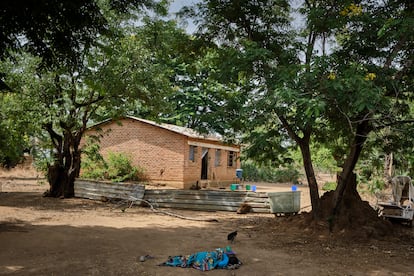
left=0, top=0, right=111, bottom=166
left=112, top=17, right=248, bottom=140
left=0, top=1, right=172, bottom=197
left=187, top=0, right=414, bottom=229
left=187, top=0, right=324, bottom=216
left=163, top=46, right=250, bottom=138
left=318, top=0, right=414, bottom=224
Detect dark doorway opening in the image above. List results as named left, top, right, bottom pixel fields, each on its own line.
left=201, top=148, right=208, bottom=180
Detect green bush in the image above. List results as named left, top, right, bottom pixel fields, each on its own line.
left=364, top=176, right=386, bottom=194
left=80, top=142, right=108, bottom=180
left=310, top=146, right=337, bottom=174
left=242, top=161, right=300, bottom=183
left=105, top=152, right=145, bottom=182
left=81, top=142, right=146, bottom=182
left=322, top=181, right=337, bottom=191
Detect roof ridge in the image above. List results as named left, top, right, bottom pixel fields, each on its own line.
left=125, top=115, right=220, bottom=141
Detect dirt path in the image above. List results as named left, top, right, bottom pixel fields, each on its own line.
left=1, top=176, right=414, bottom=275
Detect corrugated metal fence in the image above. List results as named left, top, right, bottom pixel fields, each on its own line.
left=74, top=179, right=270, bottom=213
left=144, top=189, right=270, bottom=213
left=74, top=179, right=145, bottom=201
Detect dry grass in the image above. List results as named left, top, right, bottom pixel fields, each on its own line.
left=0, top=166, right=43, bottom=179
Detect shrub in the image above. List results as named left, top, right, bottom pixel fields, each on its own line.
left=81, top=142, right=108, bottom=180
left=81, top=142, right=146, bottom=182
left=242, top=161, right=300, bottom=183
left=105, top=152, right=146, bottom=182
left=322, top=181, right=337, bottom=191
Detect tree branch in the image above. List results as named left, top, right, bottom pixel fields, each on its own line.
left=278, top=114, right=304, bottom=144
left=384, top=37, right=407, bottom=69
left=74, top=94, right=104, bottom=108
left=43, top=122, right=62, bottom=152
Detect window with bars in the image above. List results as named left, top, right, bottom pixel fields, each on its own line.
left=189, top=145, right=197, bottom=162
left=215, top=149, right=221, bottom=166
left=227, top=151, right=235, bottom=167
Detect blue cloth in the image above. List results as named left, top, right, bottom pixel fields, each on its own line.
left=161, top=248, right=229, bottom=271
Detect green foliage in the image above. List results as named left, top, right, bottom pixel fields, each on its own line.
left=80, top=141, right=108, bottom=180
left=0, top=121, right=25, bottom=167
left=322, top=181, right=337, bottom=191
left=309, top=145, right=337, bottom=173
left=0, top=0, right=413, bottom=203
left=89, top=19, right=178, bottom=122
left=159, top=33, right=250, bottom=137
left=105, top=152, right=145, bottom=182
left=289, top=144, right=338, bottom=174
left=0, top=0, right=163, bottom=68
left=81, top=142, right=146, bottom=183
left=0, top=1, right=104, bottom=66
left=32, top=156, right=51, bottom=176
left=365, top=177, right=386, bottom=195
left=0, top=92, right=36, bottom=167
left=188, top=1, right=414, bottom=211
left=0, top=8, right=177, bottom=197
left=241, top=161, right=300, bottom=183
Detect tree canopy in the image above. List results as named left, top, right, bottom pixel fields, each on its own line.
left=0, top=0, right=165, bottom=62
left=182, top=0, right=414, bottom=228
left=0, top=0, right=171, bottom=196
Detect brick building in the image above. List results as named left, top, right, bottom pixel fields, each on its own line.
left=82, top=116, right=240, bottom=189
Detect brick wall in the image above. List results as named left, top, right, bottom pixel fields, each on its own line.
left=83, top=117, right=240, bottom=189
left=84, top=118, right=185, bottom=188
left=183, top=142, right=200, bottom=187
left=183, top=139, right=240, bottom=188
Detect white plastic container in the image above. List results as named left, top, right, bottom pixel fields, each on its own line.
left=268, top=191, right=301, bottom=214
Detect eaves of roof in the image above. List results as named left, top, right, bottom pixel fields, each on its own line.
left=90, top=115, right=223, bottom=142
left=125, top=116, right=222, bottom=142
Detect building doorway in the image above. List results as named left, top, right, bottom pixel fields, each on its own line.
left=201, top=148, right=208, bottom=180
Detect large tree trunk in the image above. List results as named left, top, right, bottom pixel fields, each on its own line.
left=299, top=142, right=321, bottom=219
left=332, top=118, right=372, bottom=219
left=278, top=115, right=321, bottom=220
left=45, top=150, right=81, bottom=198
left=44, top=127, right=82, bottom=198
left=46, top=162, right=65, bottom=197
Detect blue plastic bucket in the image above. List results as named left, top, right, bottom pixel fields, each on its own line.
left=236, top=169, right=243, bottom=179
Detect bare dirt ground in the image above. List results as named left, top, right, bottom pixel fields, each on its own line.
left=1, top=168, right=414, bottom=276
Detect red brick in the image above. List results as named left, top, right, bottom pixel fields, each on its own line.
left=82, top=117, right=240, bottom=189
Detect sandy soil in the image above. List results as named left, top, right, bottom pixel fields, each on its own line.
left=0, top=169, right=414, bottom=276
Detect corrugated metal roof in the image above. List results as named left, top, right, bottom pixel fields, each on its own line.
left=125, top=115, right=222, bottom=141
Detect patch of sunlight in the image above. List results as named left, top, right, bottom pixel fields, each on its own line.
left=2, top=266, right=24, bottom=272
